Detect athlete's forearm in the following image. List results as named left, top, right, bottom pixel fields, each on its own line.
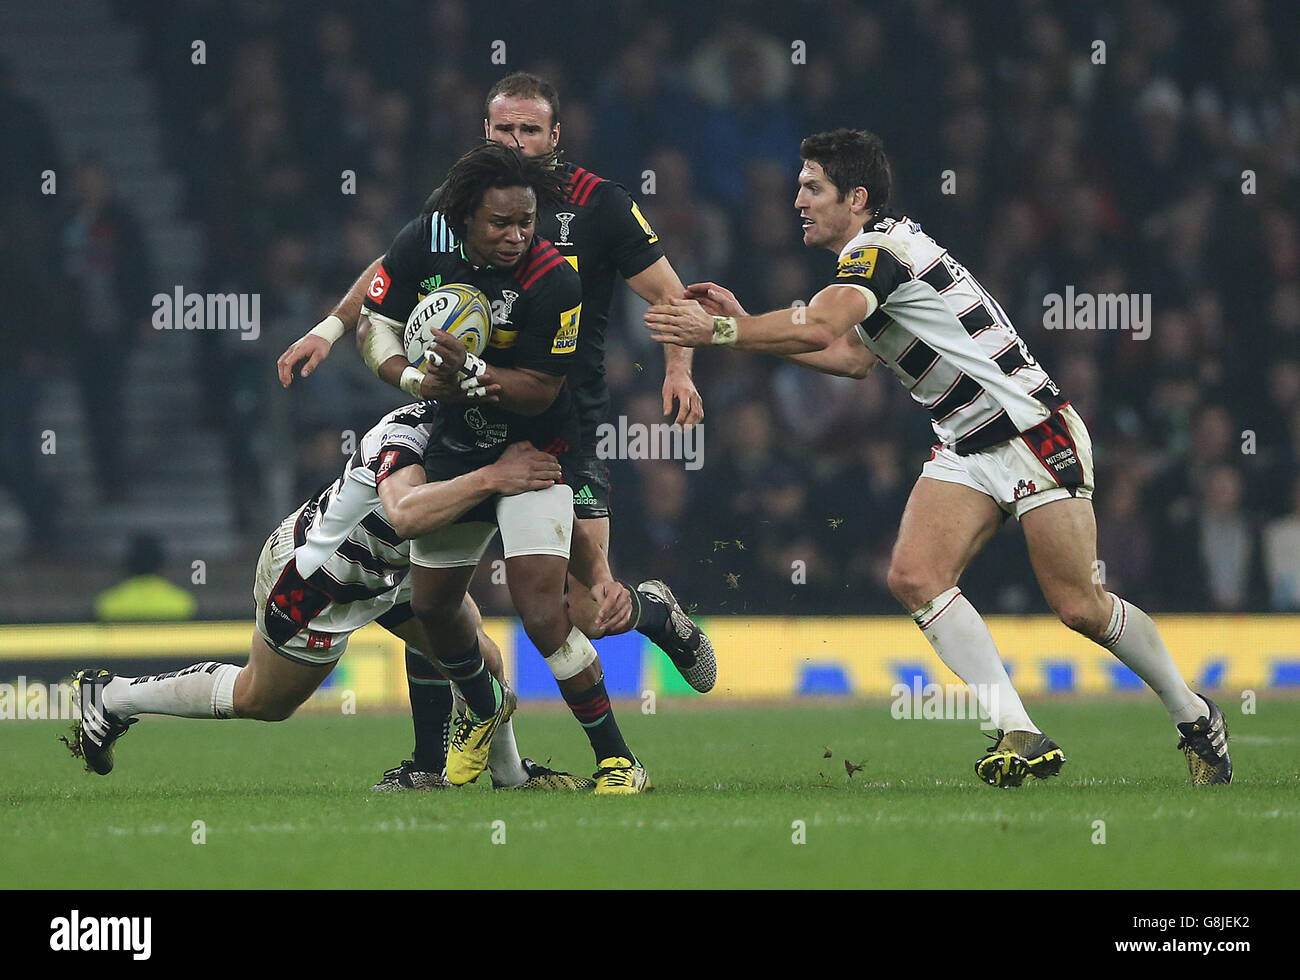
left=569, top=520, right=614, bottom=589
left=382, top=470, right=496, bottom=539
left=373, top=354, right=410, bottom=390
left=628, top=258, right=696, bottom=376
left=720, top=285, right=871, bottom=357
left=785, top=332, right=878, bottom=379
left=489, top=366, right=563, bottom=416
left=333, top=256, right=385, bottom=331
left=726, top=307, right=841, bottom=355
left=663, top=340, right=695, bottom=375
left=358, top=314, right=427, bottom=397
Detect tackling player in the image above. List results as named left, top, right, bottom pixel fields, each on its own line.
left=278, top=72, right=715, bottom=791
left=68, top=404, right=597, bottom=790
left=358, top=142, right=650, bottom=793
left=646, top=128, right=1232, bottom=788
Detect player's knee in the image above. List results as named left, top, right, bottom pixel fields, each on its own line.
left=517, top=600, right=569, bottom=652
left=887, top=562, right=946, bottom=609
left=410, top=588, right=460, bottom=626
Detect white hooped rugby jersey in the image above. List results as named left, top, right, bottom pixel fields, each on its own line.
left=286, top=402, right=432, bottom=631
left=833, top=215, right=1066, bottom=453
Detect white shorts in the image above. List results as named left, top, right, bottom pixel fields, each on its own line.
left=252, top=505, right=410, bottom=665
left=409, top=483, right=574, bottom=568
left=920, top=405, right=1095, bottom=520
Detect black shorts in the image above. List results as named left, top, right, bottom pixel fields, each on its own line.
left=569, top=448, right=611, bottom=520
left=566, top=405, right=608, bottom=520
left=424, top=436, right=588, bottom=524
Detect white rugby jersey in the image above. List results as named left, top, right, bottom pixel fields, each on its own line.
left=833, top=215, right=1066, bottom=453
left=289, top=403, right=433, bottom=627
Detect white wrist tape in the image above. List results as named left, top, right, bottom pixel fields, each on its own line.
left=711, top=316, right=738, bottom=346
left=454, top=352, right=490, bottom=397
left=399, top=366, right=425, bottom=398
left=307, top=314, right=346, bottom=347
left=544, top=625, right=599, bottom=681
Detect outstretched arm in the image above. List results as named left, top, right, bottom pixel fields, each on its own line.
left=665, top=282, right=878, bottom=374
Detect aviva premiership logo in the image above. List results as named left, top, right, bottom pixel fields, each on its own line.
left=555, top=212, right=576, bottom=244
left=837, top=246, right=878, bottom=279
left=551, top=303, right=581, bottom=353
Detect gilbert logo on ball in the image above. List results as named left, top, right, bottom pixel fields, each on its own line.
left=404, top=284, right=493, bottom=370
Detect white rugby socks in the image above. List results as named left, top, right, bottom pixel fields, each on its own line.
left=488, top=718, right=527, bottom=787
left=103, top=663, right=242, bottom=720
left=911, top=588, right=1039, bottom=733
left=1100, top=593, right=1204, bottom=725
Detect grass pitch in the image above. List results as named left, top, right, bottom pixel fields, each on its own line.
left=3, top=699, right=1298, bottom=889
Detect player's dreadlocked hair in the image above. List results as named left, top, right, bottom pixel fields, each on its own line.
left=800, top=129, right=892, bottom=216
left=428, top=141, right=569, bottom=240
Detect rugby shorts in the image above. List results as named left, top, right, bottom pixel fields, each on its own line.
left=253, top=504, right=409, bottom=665
left=920, top=404, right=1094, bottom=520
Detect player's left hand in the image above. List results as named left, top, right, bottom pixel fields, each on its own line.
left=277, top=333, right=331, bottom=386
left=645, top=297, right=713, bottom=348
left=427, top=328, right=468, bottom=373
left=591, top=580, right=633, bottom=635
left=419, top=358, right=501, bottom=403
left=662, top=369, right=704, bottom=426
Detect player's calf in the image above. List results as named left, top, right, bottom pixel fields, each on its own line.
left=233, top=632, right=335, bottom=720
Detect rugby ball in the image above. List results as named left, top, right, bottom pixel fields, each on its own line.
left=404, top=284, right=493, bottom=371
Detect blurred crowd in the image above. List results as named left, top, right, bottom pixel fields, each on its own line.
left=6, top=0, right=1299, bottom=615
left=2, top=52, right=152, bottom=545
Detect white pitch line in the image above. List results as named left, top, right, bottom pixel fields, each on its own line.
left=63, top=804, right=1300, bottom=841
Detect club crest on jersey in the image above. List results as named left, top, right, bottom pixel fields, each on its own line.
left=1013, top=479, right=1037, bottom=500
left=555, top=212, right=576, bottom=244
left=491, top=289, right=520, bottom=325
left=419, top=275, right=443, bottom=293
left=375, top=449, right=400, bottom=483
left=464, top=407, right=487, bottom=430
left=838, top=246, right=878, bottom=279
